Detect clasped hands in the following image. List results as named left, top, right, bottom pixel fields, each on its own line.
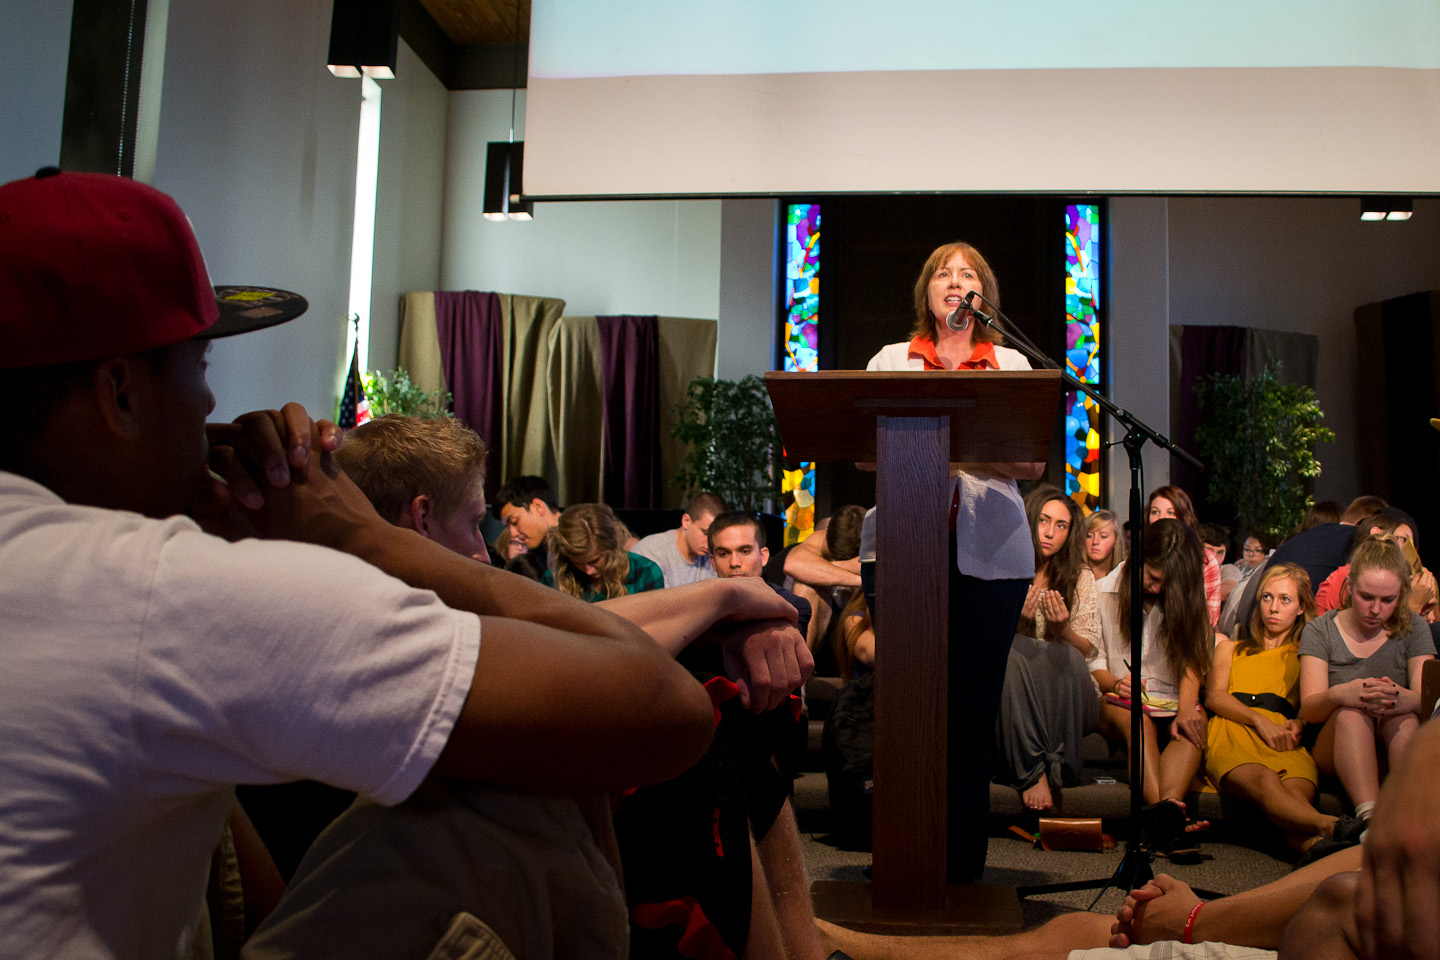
left=1253, top=715, right=1303, bottom=752
left=1343, top=676, right=1411, bottom=719
left=194, top=403, right=354, bottom=540
left=1110, top=873, right=1200, bottom=948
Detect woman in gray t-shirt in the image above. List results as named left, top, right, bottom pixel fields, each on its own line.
left=1299, top=538, right=1436, bottom=819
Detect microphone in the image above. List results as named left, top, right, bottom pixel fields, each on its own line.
left=965, top=290, right=998, bottom=329
left=944, top=291, right=975, bottom=332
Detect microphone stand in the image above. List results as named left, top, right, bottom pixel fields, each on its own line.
left=960, top=292, right=1205, bottom=904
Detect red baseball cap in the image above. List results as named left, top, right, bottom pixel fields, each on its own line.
left=0, top=168, right=308, bottom=368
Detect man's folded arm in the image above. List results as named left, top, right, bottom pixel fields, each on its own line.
left=430, top=614, right=714, bottom=792
left=247, top=463, right=714, bottom=793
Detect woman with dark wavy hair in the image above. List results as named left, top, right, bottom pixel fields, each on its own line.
left=1093, top=518, right=1216, bottom=852
left=1147, top=484, right=1222, bottom=626
left=994, top=485, right=1101, bottom=812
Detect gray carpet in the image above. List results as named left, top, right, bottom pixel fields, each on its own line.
left=793, top=771, right=1295, bottom=927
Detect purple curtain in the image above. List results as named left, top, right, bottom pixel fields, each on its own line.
left=597, top=315, right=661, bottom=508
left=435, top=291, right=503, bottom=503
left=1174, top=324, right=1249, bottom=520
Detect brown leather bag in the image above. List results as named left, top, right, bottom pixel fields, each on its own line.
left=1037, top=817, right=1109, bottom=851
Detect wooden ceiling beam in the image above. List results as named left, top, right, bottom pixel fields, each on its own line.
left=418, top=0, right=529, bottom=45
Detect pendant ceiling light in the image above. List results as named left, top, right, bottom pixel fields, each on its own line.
left=326, top=0, right=398, bottom=79
left=483, top=0, right=532, bottom=221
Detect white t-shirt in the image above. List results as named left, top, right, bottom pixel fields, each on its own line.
left=865, top=340, right=1036, bottom=581
left=0, top=471, right=481, bottom=960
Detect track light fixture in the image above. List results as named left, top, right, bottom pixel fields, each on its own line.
left=1360, top=197, right=1413, bottom=221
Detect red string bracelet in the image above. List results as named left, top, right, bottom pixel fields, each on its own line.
left=1183, top=901, right=1205, bottom=944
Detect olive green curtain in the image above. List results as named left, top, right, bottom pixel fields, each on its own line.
left=548, top=316, right=716, bottom=508
left=546, top=316, right=606, bottom=506
left=398, top=291, right=566, bottom=483
left=399, top=294, right=716, bottom=506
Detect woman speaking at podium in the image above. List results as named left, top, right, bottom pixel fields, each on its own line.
left=865, top=241, right=1042, bottom=882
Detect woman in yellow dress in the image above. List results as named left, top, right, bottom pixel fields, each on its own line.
left=1203, top=561, right=1365, bottom=861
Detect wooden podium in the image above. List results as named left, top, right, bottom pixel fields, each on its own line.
left=765, top=369, right=1061, bottom=932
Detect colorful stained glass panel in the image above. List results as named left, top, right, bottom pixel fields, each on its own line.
left=1064, top=204, right=1102, bottom=511
left=781, top=203, right=819, bottom=544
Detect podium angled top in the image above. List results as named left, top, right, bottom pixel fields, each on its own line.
left=765, top=369, right=1062, bottom=463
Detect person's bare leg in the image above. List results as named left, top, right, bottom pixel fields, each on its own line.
left=1140, top=716, right=1162, bottom=804
left=745, top=838, right=787, bottom=960
left=1281, top=777, right=1340, bottom=842
left=1222, top=764, right=1335, bottom=837
left=1380, top=712, right=1419, bottom=774
left=1277, top=871, right=1362, bottom=959
left=753, top=801, right=825, bottom=960
left=1329, top=706, right=1382, bottom=807
left=815, top=912, right=1111, bottom=960
left=1158, top=737, right=1202, bottom=805
left=1098, top=703, right=1159, bottom=803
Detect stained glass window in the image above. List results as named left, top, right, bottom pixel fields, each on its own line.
left=781, top=203, right=819, bottom=545
left=1064, top=203, right=1102, bottom=510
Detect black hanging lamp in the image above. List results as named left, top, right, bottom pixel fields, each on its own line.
left=326, top=0, right=398, bottom=79
left=483, top=0, right=532, bottom=221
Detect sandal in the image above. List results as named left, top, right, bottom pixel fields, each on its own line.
left=1296, top=836, right=1358, bottom=869
left=1333, top=814, right=1369, bottom=846
left=1141, top=799, right=1188, bottom=851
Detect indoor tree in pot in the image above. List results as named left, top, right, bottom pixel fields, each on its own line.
left=1195, top=359, right=1335, bottom=543
left=672, top=374, right=781, bottom=513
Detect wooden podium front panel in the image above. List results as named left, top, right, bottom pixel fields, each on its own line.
left=871, top=414, right=951, bottom=910
left=766, top=370, right=1057, bottom=464
left=764, top=369, right=1058, bottom=918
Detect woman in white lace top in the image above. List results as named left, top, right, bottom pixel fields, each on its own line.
left=994, top=485, right=1103, bottom=811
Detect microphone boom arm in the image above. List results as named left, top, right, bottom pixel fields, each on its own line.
left=965, top=291, right=1202, bottom=471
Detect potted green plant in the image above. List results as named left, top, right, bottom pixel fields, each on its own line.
left=1195, top=360, right=1335, bottom=542
left=672, top=374, right=781, bottom=512
left=362, top=367, right=453, bottom=419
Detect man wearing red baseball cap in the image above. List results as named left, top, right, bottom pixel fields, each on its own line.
left=0, top=170, right=758, bottom=958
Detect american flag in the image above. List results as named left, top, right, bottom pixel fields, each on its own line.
left=336, top=338, right=371, bottom=429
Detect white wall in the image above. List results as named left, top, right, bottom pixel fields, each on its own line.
left=3, top=0, right=73, bottom=181
left=368, top=40, right=449, bottom=375
left=151, top=7, right=448, bottom=420
left=1106, top=196, right=1440, bottom=510
left=153, top=0, right=359, bottom=422
left=441, top=90, right=721, bottom=322
left=1165, top=196, right=1440, bottom=503
left=717, top=198, right=779, bottom=380
left=1105, top=198, right=1174, bottom=516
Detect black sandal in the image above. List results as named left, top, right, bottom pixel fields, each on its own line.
left=1141, top=799, right=1187, bottom=851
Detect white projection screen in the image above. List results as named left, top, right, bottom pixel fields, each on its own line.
left=523, top=0, right=1440, bottom=198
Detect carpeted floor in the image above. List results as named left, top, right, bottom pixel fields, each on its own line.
left=793, top=771, right=1295, bottom=928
